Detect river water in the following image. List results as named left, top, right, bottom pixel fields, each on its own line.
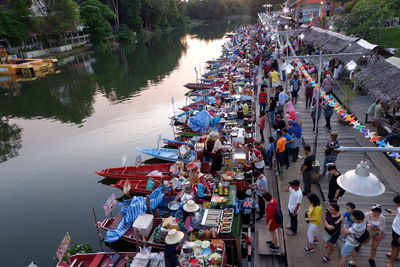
left=0, top=20, right=248, bottom=266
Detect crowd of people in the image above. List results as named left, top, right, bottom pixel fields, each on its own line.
left=237, top=23, right=400, bottom=267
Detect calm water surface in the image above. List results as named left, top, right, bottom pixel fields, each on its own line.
left=0, top=21, right=247, bottom=266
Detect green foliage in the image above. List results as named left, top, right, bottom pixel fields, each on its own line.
left=117, top=24, right=136, bottom=43
left=186, top=0, right=248, bottom=21
left=0, top=0, right=32, bottom=44
left=80, top=0, right=116, bottom=45
left=31, top=0, right=80, bottom=41
left=368, top=26, right=400, bottom=56
left=335, top=0, right=393, bottom=38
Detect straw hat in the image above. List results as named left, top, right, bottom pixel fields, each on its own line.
left=183, top=200, right=200, bottom=213
left=165, top=229, right=184, bottom=245
left=186, top=161, right=198, bottom=171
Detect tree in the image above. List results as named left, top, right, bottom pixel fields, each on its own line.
left=80, top=0, right=116, bottom=45
left=335, top=0, right=393, bottom=38
left=0, top=0, right=32, bottom=45
left=31, top=0, right=80, bottom=42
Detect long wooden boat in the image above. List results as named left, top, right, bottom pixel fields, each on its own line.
left=162, top=138, right=194, bottom=148
left=110, top=179, right=251, bottom=195
left=184, top=83, right=215, bottom=90
left=95, top=163, right=174, bottom=180
left=57, top=252, right=136, bottom=267
left=135, top=148, right=196, bottom=163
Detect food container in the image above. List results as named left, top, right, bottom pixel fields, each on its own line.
left=168, top=201, right=180, bottom=211
left=219, top=227, right=231, bottom=233
left=132, top=214, right=154, bottom=239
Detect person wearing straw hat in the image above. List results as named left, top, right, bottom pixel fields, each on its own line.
left=183, top=200, right=201, bottom=233
left=186, top=161, right=202, bottom=185
left=165, top=229, right=184, bottom=267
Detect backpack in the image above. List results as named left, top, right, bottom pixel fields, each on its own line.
left=354, top=224, right=370, bottom=244
left=292, top=80, right=300, bottom=92
left=269, top=202, right=283, bottom=225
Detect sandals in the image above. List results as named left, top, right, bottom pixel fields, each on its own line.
left=347, top=260, right=360, bottom=267
left=321, top=256, right=330, bottom=263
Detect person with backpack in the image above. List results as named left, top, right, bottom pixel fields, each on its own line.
left=290, top=75, right=301, bottom=104
left=304, top=193, right=322, bottom=253
left=264, top=191, right=282, bottom=253
left=339, top=210, right=369, bottom=267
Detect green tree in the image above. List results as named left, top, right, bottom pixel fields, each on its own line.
left=31, top=0, right=80, bottom=42
left=0, top=0, right=32, bottom=45
left=335, top=0, right=393, bottom=38
left=80, top=0, right=116, bottom=44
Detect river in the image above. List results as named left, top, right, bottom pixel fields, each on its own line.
left=0, top=19, right=249, bottom=266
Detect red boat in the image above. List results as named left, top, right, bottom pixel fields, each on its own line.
left=95, top=163, right=174, bottom=180
left=110, top=179, right=250, bottom=195
left=56, top=252, right=136, bottom=267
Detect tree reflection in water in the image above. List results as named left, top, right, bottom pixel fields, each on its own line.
left=0, top=118, right=22, bottom=163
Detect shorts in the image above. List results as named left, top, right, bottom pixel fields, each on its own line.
left=272, top=82, right=280, bottom=88
left=392, top=230, right=400, bottom=247
left=291, top=91, right=298, bottom=98
left=341, top=243, right=357, bottom=256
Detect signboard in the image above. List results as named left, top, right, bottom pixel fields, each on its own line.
left=123, top=180, right=131, bottom=195
left=56, top=232, right=72, bottom=261
left=103, top=193, right=117, bottom=217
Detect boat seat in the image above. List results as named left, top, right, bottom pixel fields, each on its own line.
left=88, top=253, right=105, bottom=267
left=110, top=213, right=124, bottom=229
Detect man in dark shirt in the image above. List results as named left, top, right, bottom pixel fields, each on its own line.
left=327, top=163, right=345, bottom=203
left=275, top=114, right=286, bottom=130
left=300, top=145, right=315, bottom=195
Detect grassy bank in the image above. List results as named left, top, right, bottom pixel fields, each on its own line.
left=368, top=26, right=400, bottom=57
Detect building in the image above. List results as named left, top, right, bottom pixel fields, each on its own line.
left=290, top=0, right=340, bottom=24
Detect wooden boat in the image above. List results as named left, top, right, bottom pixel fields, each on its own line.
left=95, top=163, right=174, bottom=180
left=56, top=252, right=136, bottom=267
left=110, top=179, right=251, bottom=195
left=162, top=138, right=194, bottom=148
left=135, top=148, right=196, bottom=163
left=184, top=83, right=215, bottom=90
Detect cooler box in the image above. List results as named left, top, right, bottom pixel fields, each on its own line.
left=132, top=214, right=154, bottom=239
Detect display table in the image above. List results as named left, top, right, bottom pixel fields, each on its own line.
left=210, top=185, right=236, bottom=208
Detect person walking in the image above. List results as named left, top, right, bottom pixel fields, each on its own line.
left=276, top=131, right=287, bottom=170
left=300, top=145, right=315, bottom=196
left=321, top=202, right=343, bottom=264
left=365, top=204, right=386, bottom=266
left=304, top=193, right=322, bottom=253
left=311, top=98, right=322, bottom=132
left=386, top=195, right=400, bottom=267
left=339, top=210, right=368, bottom=267
left=285, top=179, right=303, bottom=236
left=266, top=136, right=275, bottom=170
left=290, top=75, right=301, bottom=104
left=323, top=97, right=334, bottom=131
left=258, top=111, right=266, bottom=143
left=264, top=192, right=281, bottom=253
left=322, top=132, right=341, bottom=177
left=327, top=164, right=345, bottom=203
left=305, top=82, right=314, bottom=109
left=268, top=96, right=277, bottom=125
left=288, top=120, right=302, bottom=162
left=321, top=74, right=334, bottom=94
left=259, top=87, right=268, bottom=113
left=277, top=86, right=289, bottom=116
left=252, top=170, right=268, bottom=221
left=269, top=67, right=281, bottom=89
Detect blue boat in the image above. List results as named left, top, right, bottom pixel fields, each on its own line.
left=135, top=148, right=196, bottom=163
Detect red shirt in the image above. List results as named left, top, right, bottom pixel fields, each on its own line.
left=259, top=91, right=267, bottom=103
left=266, top=198, right=280, bottom=231
left=258, top=116, right=266, bottom=130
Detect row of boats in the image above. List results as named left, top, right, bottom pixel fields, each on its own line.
left=57, top=29, right=259, bottom=266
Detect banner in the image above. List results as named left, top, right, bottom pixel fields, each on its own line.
left=103, top=193, right=117, bottom=217
left=56, top=232, right=72, bottom=261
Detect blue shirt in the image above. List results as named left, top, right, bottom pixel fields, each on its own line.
left=283, top=133, right=293, bottom=148
left=343, top=211, right=354, bottom=227
left=197, top=183, right=208, bottom=198
left=278, top=91, right=289, bottom=106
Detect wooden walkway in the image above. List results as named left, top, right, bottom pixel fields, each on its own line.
left=295, top=85, right=400, bottom=267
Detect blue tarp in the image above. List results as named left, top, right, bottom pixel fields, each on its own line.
left=188, top=109, right=211, bottom=133
left=104, top=187, right=164, bottom=242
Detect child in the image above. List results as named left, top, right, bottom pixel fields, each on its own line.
left=340, top=202, right=356, bottom=242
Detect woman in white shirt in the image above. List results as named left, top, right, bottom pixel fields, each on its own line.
left=365, top=204, right=386, bottom=265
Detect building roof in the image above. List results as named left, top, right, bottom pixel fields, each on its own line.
left=294, top=0, right=322, bottom=6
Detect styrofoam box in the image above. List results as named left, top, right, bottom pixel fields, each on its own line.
left=132, top=214, right=154, bottom=239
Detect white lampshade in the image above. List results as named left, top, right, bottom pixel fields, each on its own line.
left=337, top=161, right=385, bottom=197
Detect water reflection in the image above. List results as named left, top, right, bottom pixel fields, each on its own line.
left=191, top=17, right=252, bottom=40
left=0, top=118, right=22, bottom=163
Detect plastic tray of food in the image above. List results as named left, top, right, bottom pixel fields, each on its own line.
left=219, top=227, right=231, bottom=233
left=223, top=208, right=234, bottom=214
